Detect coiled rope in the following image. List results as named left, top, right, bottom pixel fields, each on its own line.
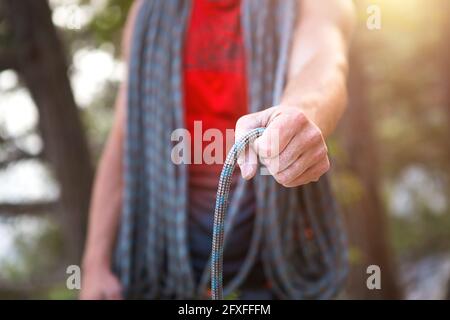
left=116, top=0, right=349, bottom=299
left=211, top=128, right=265, bottom=300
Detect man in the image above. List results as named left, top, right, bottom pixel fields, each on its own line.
left=80, top=0, right=355, bottom=299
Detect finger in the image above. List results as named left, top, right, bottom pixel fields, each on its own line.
left=268, top=150, right=312, bottom=185
left=273, top=145, right=328, bottom=186
left=264, top=125, right=325, bottom=175
left=235, top=107, right=276, bottom=179
left=253, top=110, right=308, bottom=159
left=235, top=106, right=277, bottom=139
left=237, top=145, right=258, bottom=180
left=281, top=157, right=330, bottom=187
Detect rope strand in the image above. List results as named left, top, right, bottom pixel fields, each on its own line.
left=211, top=128, right=265, bottom=300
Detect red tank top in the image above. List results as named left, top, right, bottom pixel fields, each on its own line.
left=183, top=0, right=247, bottom=171
left=183, top=1, right=265, bottom=285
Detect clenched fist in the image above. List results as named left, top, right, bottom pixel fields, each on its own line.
left=235, top=106, right=330, bottom=187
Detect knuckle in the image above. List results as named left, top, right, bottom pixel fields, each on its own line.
left=292, top=111, right=307, bottom=125
left=320, top=146, right=328, bottom=157
left=323, top=158, right=331, bottom=171
left=315, top=148, right=328, bottom=162
left=310, top=150, right=324, bottom=165
left=310, top=130, right=322, bottom=145
left=312, top=160, right=330, bottom=183
left=318, top=156, right=330, bottom=172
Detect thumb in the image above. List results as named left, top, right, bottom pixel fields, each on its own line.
left=234, top=107, right=276, bottom=179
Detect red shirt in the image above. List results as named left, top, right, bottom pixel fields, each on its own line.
left=183, top=0, right=264, bottom=283
left=183, top=0, right=247, bottom=171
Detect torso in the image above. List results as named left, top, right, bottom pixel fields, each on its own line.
left=183, top=0, right=264, bottom=287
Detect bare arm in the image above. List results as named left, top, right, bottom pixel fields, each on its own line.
left=80, top=0, right=141, bottom=299
left=281, top=0, right=355, bottom=137
left=236, top=0, right=355, bottom=186
left=81, top=81, right=126, bottom=272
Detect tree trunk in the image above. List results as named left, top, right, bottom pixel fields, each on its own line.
left=442, top=1, right=450, bottom=159
left=341, top=46, right=403, bottom=299
left=3, top=0, right=93, bottom=265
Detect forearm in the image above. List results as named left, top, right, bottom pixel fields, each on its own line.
left=82, top=87, right=125, bottom=269
left=81, top=0, right=140, bottom=271
left=82, top=151, right=123, bottom=268
left=281, top=0, right=355, bottom=138
left=80, top=1, right=140, bottom=299
left=280, top=45, right=348, bottom=138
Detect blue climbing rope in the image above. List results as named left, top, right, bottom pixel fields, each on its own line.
left=116, top=0, right=348, bottom=299
left=211, top=128, right=265, bottom=300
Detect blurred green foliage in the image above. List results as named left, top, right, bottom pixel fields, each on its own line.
left=0, top=217, right=62, bottom=281
left=332, top=0, right=450, bottom=259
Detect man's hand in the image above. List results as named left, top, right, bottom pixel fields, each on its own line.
left=79, top=264, right=123, bottom=300
left=234, top=0, right=355, bottom=187
left=236, top=106, right=330, bottom=187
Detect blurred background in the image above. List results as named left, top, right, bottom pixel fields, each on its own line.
left=0, top=0, right=448, bottom=299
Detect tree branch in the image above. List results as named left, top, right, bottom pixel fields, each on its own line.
left=0, top=149, right=43, bottom=170
left=0, top=201, right=57, bottom=216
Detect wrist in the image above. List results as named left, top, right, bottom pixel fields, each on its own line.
left=82, top=248, right=111, bottom=272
